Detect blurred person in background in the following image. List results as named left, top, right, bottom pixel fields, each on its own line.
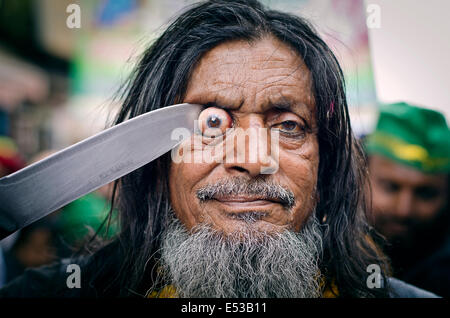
left=366, top=102, right=450, bottom=297
left=2, top=219, right=57, bottom=284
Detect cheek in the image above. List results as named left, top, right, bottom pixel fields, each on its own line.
left=278, top=136, right=319, bottom=230
left=169, top=141, right=218, bottom=229
left=370, top=182, right=397, bottom=215
left=415, top=198, right=446, bottom=221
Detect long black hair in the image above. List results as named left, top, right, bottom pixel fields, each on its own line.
left=83, top=0, right=390, bottom=297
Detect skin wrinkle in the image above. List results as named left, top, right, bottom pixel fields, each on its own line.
left=225, top=37, right=307, bottom=88
left=169, top=36, right=319, bottom=235
left=189, top=39, right=313, bottom=107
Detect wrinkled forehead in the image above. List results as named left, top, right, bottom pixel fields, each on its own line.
left=184, top=36, right=316, bottom=117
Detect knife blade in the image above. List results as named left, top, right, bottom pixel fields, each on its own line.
left=0, top=103, right=202, bottom=239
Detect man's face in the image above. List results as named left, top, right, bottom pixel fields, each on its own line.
left=169, top=36, right=319, bottom=235
left=369, top=155, right=448, bottom=242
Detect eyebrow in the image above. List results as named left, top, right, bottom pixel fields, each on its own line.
left=269, top=101, right=298, bottom=112
left=204, top=97, right=310, bottom=114
left=266, top=96, right=312, bottom=118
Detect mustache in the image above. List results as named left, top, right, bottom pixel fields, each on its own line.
left=196, top=176, right=295, bottom=209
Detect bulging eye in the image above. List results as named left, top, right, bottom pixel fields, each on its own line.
left=198, top=107, right=232, bottom=137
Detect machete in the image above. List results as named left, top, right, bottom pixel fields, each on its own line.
left=0, top=103, right=202, bottom=240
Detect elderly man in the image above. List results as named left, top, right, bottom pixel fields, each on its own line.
left=366, top=102, right=449, bottom=297
left=0, top=0, right=437, bottom=298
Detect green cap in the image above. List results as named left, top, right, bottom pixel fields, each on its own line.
left=366, top=102, right=450, bottom=173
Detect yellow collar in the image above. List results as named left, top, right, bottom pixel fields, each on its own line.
left=147, top=281, right=339, bottom=298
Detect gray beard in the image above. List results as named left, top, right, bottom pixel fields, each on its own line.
left=158, top=214, right=324, bottom=298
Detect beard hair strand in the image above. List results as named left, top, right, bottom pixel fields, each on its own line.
left=156, top=214, right=324, bottom=298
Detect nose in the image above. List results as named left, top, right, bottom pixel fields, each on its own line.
left=222, top=115, right=279, bottom=177
left=394, top=189, right=414, bottom=218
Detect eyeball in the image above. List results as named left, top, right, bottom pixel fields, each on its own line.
left=198, top=107, right=232, bottom=137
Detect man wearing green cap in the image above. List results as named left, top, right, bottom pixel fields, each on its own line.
left=366, top=102, right=450, bottom=297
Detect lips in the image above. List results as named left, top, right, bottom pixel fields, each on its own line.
left=209, top=195, right=280, bottom=222
left=213, top=195, right=282, bottom=206
left=210, top=196, right=274, bottom=222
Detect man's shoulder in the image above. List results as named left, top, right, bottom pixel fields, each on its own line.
left=388, top=277, right=440, bottom=298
